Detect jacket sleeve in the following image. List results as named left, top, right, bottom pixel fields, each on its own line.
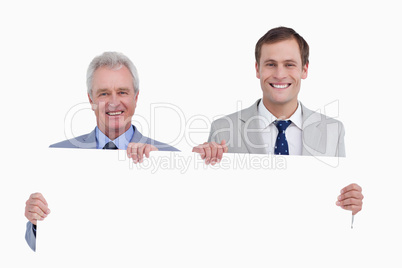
left=25, top=221, right=36, bottom=252
left=207, top=121, right=219, bottom=143
left=337, top=121, right=346, bottom=157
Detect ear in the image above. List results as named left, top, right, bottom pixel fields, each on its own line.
left=134, top=91, right=139, bottom=106
left=301, top=63, right=309, bottom=79
left=255, top=62, right=260, bottom=79
left=88, top=94, right=95, bottom=111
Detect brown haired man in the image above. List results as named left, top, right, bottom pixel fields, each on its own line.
left=193, top=26, right=363, bottom=216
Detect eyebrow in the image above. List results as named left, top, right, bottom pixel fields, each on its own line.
left=284, top=59, right=298, bottom=64
left=263, top=59, right=298, bottom=64
left=95, top=88, right=109, bottom=94
left=95, top=88, right=131, bottom=94
left=263, top=59, right=277, bottom=64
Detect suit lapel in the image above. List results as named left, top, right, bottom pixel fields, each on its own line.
left=238, top=101, right=330, bottom=156
left=239, top=99, right=267, bottom=154
left=81, top=128, right=98, bottom=149
left=130, top=125, right=147, bottom=143
left=301, top=104, right=327, bottom=155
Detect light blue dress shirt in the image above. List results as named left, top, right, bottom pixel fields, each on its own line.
left=95, top=126, right=134, bottom=149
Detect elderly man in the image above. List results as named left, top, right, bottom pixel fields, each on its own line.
left=193, top=27, right=363, bottom=216
left=25, top=52, right=178, bottom=251
left=51, top=51, right=177, bottom=154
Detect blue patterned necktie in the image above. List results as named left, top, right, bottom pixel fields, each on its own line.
left=274, top=120, right=292, bottom=155
left=103, top=141, right=118, bottom=150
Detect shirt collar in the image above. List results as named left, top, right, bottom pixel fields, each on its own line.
left=258, top=101, right=302, bottom=130
left=95, top=126, right=134, bottom=150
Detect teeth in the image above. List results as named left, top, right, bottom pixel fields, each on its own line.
left=107, top=111, right=123, bottom=116
left=271, top=84, right=289, bottom=89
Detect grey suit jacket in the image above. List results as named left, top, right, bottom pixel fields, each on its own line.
left=49, top=125, right=179, bottom=151
left=208, top=99, right=345, bottom=157
left=25, top=222, right=36, bottom=251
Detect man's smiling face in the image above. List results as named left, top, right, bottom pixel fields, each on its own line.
left=89, top=65, right=138, bottom=140
left=256, top=38, right=308, bottom=111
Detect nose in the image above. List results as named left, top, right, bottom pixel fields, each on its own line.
left=274, top=65, right=287, bottom=80
left=108, top=92, right=121, bottom=109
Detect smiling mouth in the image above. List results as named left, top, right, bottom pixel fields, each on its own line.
left=107, top=111, right=124, bottom=116
left=270, top=83, right=291, bottom=89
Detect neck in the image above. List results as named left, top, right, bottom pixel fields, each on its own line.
left=99, top=125, right=131, bottom=141
left=104, top=131, right=122, bottom=141
left=262, top=99, right=298, bottom=119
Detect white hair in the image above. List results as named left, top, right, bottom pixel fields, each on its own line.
left=86, top=52, right=139, bottom=99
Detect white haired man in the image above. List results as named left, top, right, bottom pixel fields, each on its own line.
left=25, top=52, right=178, bottom=251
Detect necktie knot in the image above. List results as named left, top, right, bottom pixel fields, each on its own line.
left=275, top=120, right=291, bottom=132
left=103, top=141, right=118, bottom=150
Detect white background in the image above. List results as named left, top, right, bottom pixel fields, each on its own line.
left=0, top=0, right=401, bottom=267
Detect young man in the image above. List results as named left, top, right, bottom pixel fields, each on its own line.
left=193, top=26, right=362, bottom=215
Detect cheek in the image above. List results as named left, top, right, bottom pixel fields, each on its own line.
left=97, top=102, right=106, bottom=112
left=125, top=100, right=137, bottom=114
left=259, top=70, right=272, bottom=81
left=291, top=72, right=303, bottom=82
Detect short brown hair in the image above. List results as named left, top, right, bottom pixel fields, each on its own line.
left=255, top=26, right=309, bottom=67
